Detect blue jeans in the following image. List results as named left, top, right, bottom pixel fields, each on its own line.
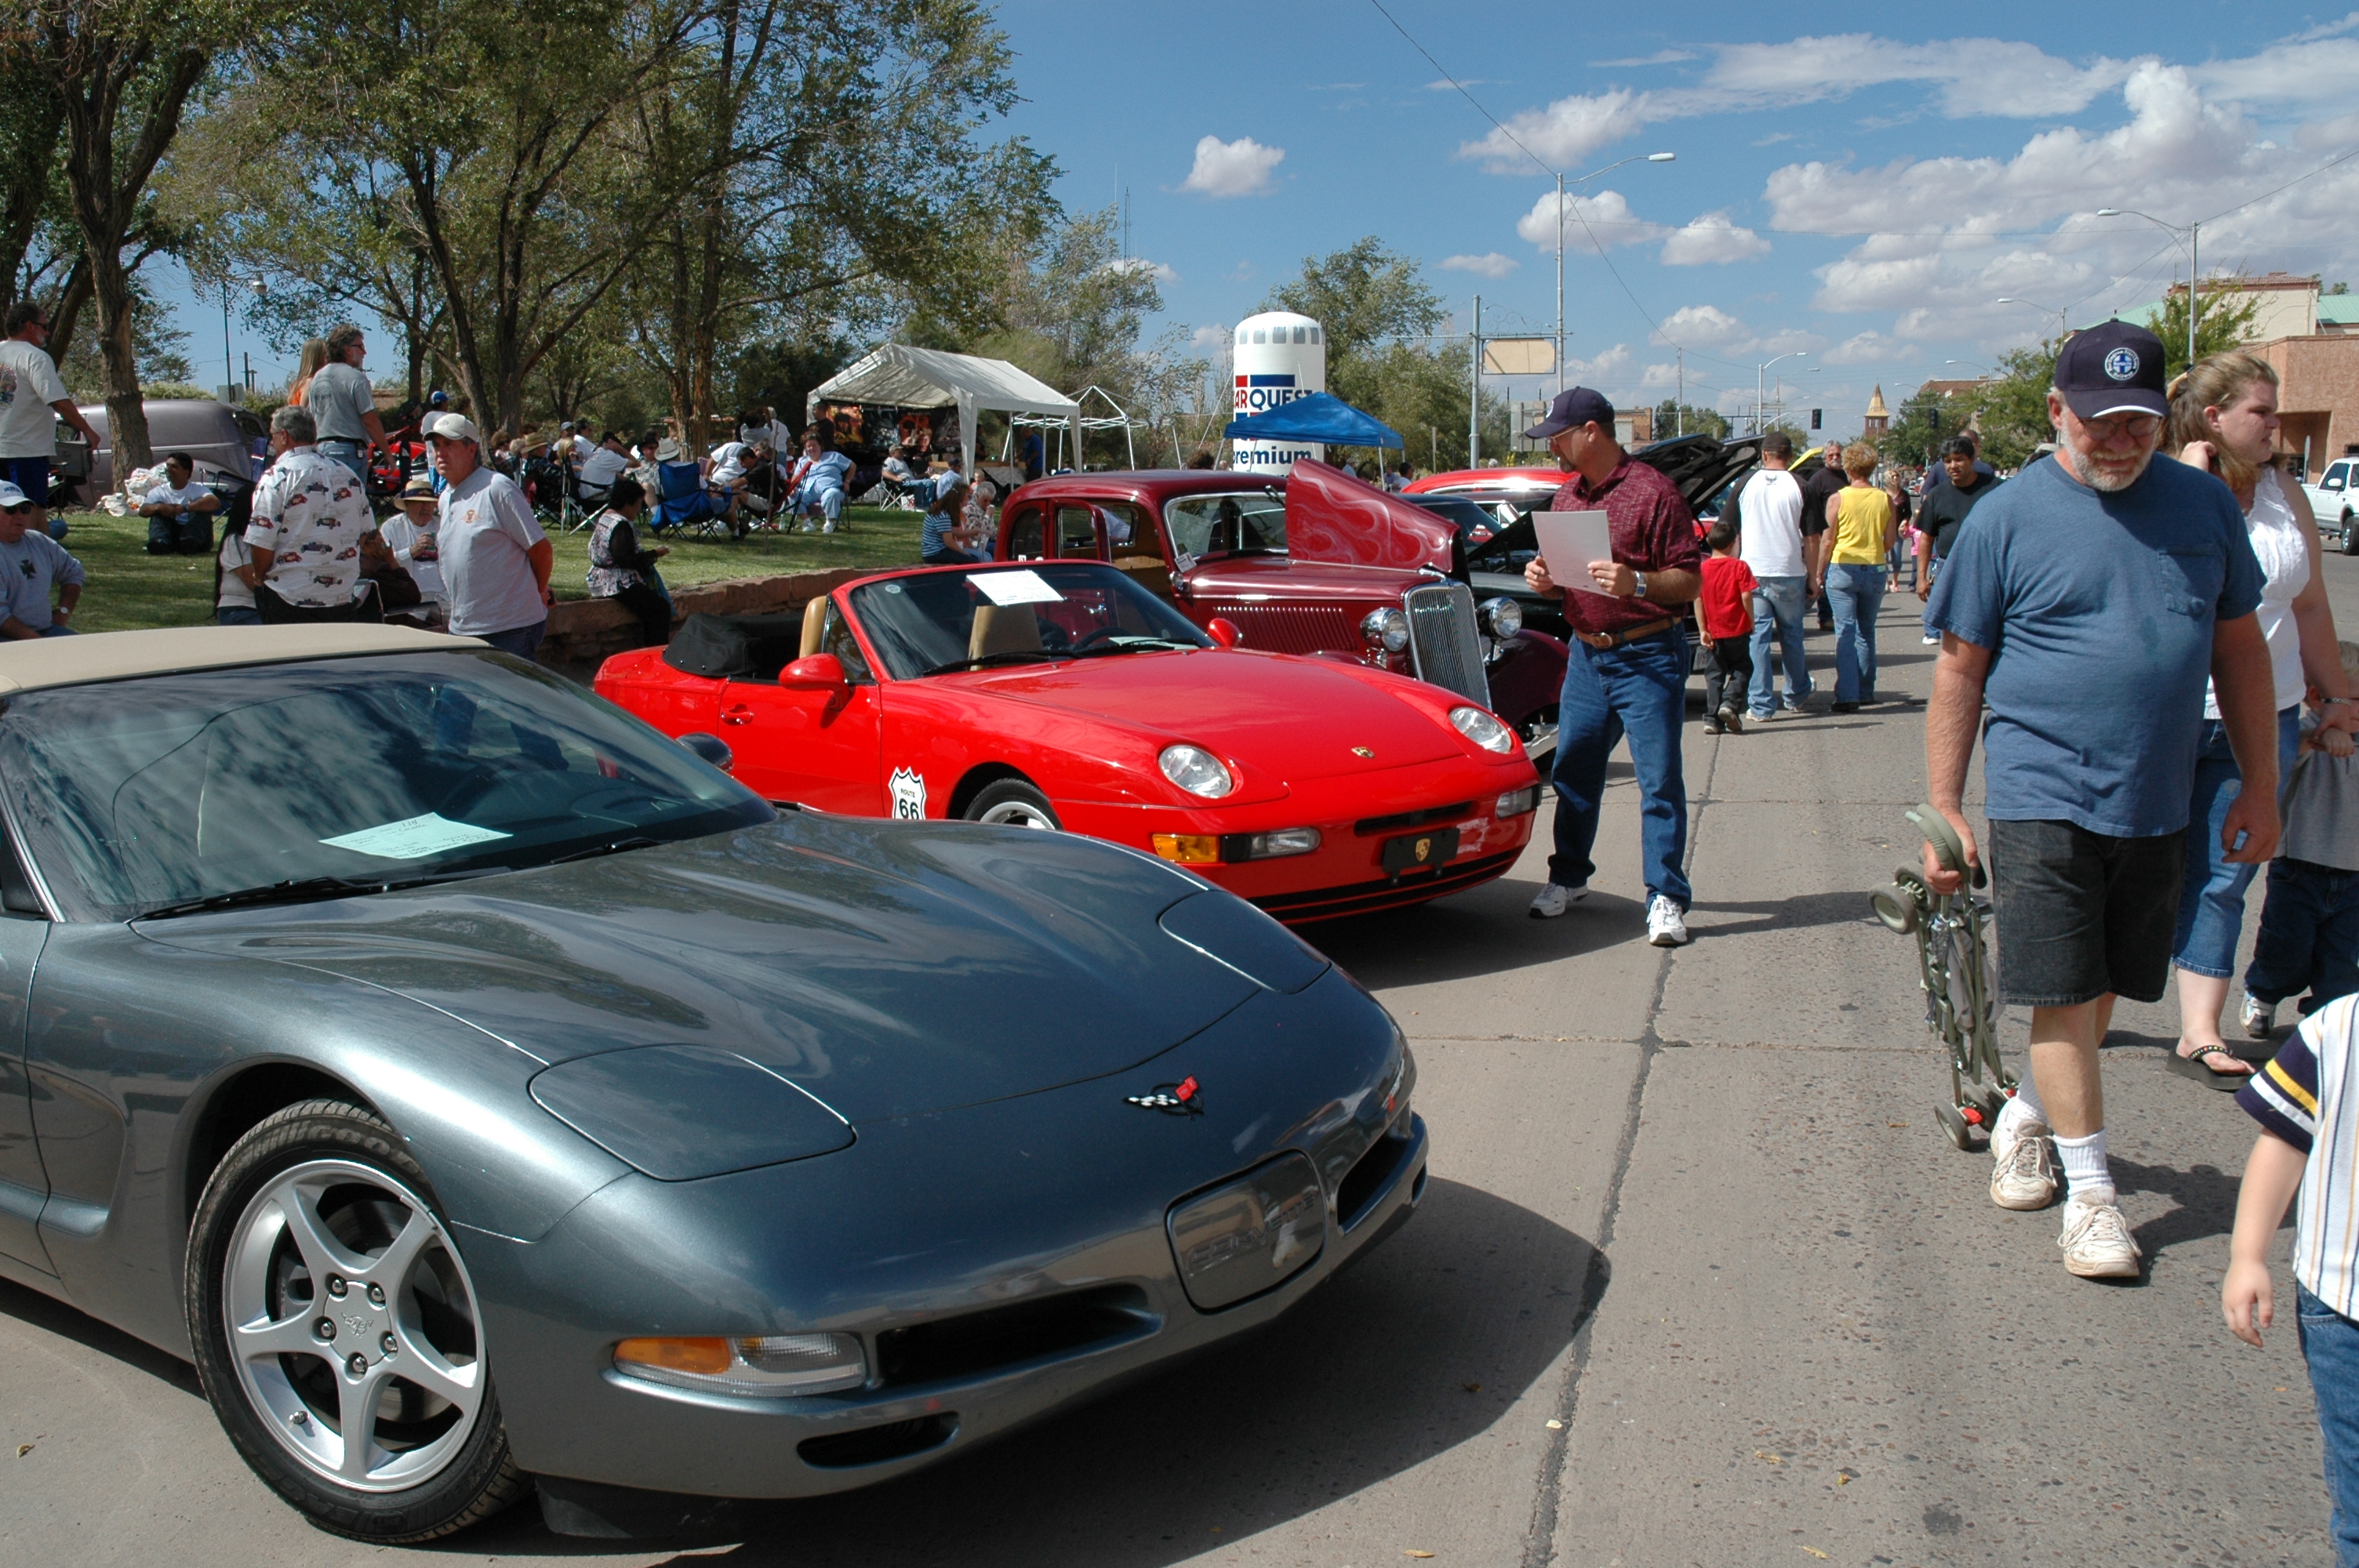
left=1, top=455, right=48, bottom=511
left=1747, top=574, right=1810, bottom=717
left=474, top=620, right=546, bottom=661
left=1549, top=628, right=1690, bottom=906
left=793, top=483, right=845, bottom=522
left=2173, top=705, right=2304, bottom=978
left=2245, top=858, right=2359, bottom=1011
left=922, top=546, right=983, bottom=565
left=216, top=606, right=263, bottom=626
left=2299, top=1282, right=2359, bottom=1568
left=33, top=623, right=74, bottom=637
left=1825, top=563, right=1885, bottom=702
left=314, top=439, right=368, bottom=482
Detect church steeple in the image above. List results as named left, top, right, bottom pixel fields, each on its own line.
left=1863, top=384, right=1890, bottom=435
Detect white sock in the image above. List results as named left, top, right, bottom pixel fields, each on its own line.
left=2053, top=1129, right=2111, bottom=1201
left=1994, top=1075, right=2047, bottom=1141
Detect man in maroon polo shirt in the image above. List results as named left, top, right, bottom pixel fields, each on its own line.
left=1522, top=387, right=1703, bottom=946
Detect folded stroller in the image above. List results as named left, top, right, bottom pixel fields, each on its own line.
left=1870, top=805, right=2016, bottom=1151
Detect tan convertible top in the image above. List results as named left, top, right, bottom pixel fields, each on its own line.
left=0, top=625, right=484, bottom=695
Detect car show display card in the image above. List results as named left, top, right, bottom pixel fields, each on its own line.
left=322, top=812, right=514, bottom=860
left=1531, top=510, right=1619, bottom=598
left=974, top=568, right=1063, bottom=606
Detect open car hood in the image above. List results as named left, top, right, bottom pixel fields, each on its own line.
left=1281, top=459, right=1458, bottom=574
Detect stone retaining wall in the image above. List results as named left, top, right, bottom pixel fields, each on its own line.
left=541, top=564, right=896, bottom=673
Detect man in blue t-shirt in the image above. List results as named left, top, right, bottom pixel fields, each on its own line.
left=1922, top=321, right=2277, bottom=1281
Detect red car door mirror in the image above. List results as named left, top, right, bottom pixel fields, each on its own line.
left=1206, top=618, right=1241, bottom=648
left=780, top=653, right=849, bottom=694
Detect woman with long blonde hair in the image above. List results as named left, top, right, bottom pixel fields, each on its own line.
left=2165, top=350, right=2359, bottom=1083
left=285, top=337, right=328, bottom=408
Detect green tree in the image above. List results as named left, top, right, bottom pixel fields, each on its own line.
left=1651, top=400, right=1728, bottom=441
left=2143, top=288, right=2263, bottom=383
left=1965, top=341, right=2058, bottom=471
left=1878, top=387, right=1959, bottom=468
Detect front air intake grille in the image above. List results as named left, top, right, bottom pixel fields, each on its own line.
left=874, top=1283, right=1155, bottom=1388
left=1336, top=1126, right=1414, bottom=1231
left=1207, top=601, right=1356, bottom=655
left=797, top=1414, right=958, bottom=1469
left=1404, top=582, right=1489, bottom=705
left=1354, top=802, right=1475, bottom=837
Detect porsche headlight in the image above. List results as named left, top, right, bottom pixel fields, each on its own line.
left=1360, top=607, right=1410, bottom=655
left=613, top=1333, right=867, bottom=1398
left=1159, top=744, right=1235, bottom=798
left=1448, top=706, right=1516, bottom=754
left=1481, top=596, right=1523, bottom=638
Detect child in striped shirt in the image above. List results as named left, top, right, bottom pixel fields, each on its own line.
left=2226, top=993, right=2359, bottom=1563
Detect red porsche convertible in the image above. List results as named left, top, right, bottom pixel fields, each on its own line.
left=594, top=560, right=1542, bottom=923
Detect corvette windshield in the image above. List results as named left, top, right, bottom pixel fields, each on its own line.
left=0, top=650, right=772, bottom=922
left=849, top=562, right=1212, bottom=681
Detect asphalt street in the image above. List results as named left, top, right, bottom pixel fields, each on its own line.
left=9, top=547, right=2359, bottom=1567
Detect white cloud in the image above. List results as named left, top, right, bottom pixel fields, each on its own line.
left=1707, top=35, right=2131, bottom=119
left=1660, top=211, right=1771, bottom=266
left=1565, top=343, right=1636, bottom=382
left=1180, top=135, right=1285, bottom=198
left=1652, top=304, right=1750, bottom=350
left=1105, top=256, right=1179, bottom=284
left=1640, top=361, right=1685, bottom=388
left=1820, top=331, right=1917, bottom=366
left=1440, top=252, right=1519, bottom=277
left=1596, top=49, right=1696, bottom=67
left=1463, top=89, right=1656, bottom=172
left=1515, top=188, right=1663, bottom=252
left=1425, top=78, right=1492, bottom=91
left=1190, top=324, right=1230, bottom=349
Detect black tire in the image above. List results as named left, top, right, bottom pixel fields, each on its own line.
left=2340, top=512, right=2358, bottom=556
left=185, top=1098, right=527, bottom=1542
left=964, top=779, right=1061, bottom=830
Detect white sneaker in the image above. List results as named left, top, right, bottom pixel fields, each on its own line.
left=1528, top=882, right=1589, bottom=919
left=1989, top=1116, right=2058, bottom=1210
left=1921, top=633, right=1941, bottom=645
left=1717, top=705, right=1744, bottom=735
left=2057, top=1186, right=2141, bottom=1279
left=823, top=521, right=838, bottom=534
left=2242, top=995, right=2276, bottom=1039
left=1645, top=895, right=1691, bottom=946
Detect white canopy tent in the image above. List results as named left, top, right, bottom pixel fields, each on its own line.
left=805, top=344, right=1080, bottom=473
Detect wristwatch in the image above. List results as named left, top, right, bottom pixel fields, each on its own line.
left=1630, top=571, right=1648, bottom=601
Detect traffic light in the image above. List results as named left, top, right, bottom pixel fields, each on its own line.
left=1810, top=408, right=1822, bottom=430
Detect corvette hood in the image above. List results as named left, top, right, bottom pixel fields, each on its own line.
left=959, top=649, right=1462, bottom=779
left=137, top=818, right=1272, bottom=1122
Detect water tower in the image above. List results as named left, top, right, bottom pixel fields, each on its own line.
left=1230, top=311, right=1325, bottom=474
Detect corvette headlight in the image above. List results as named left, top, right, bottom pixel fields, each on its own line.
left=1159, top=744, right=1235, bottom=798
left=1360, top=607, right=1410, bottom=654
left=1480, top=596, right=1522, bottom=638
left=613, top=1333, right=867, bottom=1398
left=1448, top=706, right=1517, bottom=754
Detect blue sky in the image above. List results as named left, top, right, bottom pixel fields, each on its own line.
left=162, top=2, right=2359, bottom=437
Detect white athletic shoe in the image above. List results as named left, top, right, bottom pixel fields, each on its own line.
left=823, top=521, right=838, bottom=534
left=1921, top=633, right=1941, bottom=645
left=2057, top=1186, right=2141, bottom=1279
left=2242, top=995, right=2277, bottom=1039
left=1646, top=895, right=1692, bottom=946
left=1528, top=882, right=1589, bottom=919
left=1989, top=1116, right=2059, bottom=1210
left=1717, top=705, right=1745, bottom=735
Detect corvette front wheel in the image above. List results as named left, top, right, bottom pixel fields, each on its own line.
left=967, top=779, right=1062, bottom=829
left=185, top=1099, right=525, bottom=1541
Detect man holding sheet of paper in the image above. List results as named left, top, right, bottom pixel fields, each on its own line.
left=1520, top=387, right=1703, bottom=947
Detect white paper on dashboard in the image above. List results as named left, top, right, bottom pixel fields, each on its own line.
left=1531, top=510, right=1619, bottom=599
left=973, top=568, right=1063, bottom=607
left=321, top=812, right=513, bottom=861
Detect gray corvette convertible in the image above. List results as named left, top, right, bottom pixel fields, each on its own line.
left=0, top=626, right=1427, bottom=1541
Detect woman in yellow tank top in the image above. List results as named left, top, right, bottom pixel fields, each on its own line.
left=1821, top=442, right=1894, bottom=710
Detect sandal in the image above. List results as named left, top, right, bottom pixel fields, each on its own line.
left=2166, top=1042, right=2255, bottom=1091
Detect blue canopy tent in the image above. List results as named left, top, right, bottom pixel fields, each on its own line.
left=1223, top=392, right=1403, bottom=448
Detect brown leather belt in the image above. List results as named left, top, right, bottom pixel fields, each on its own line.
left=1573, top=616, right=1676, bottom=651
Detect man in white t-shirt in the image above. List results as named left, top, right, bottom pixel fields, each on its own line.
left=428, top=412, right=552, bottom=659
left=136, top=451, right=222, bottom=556
left=1733, top=432, right=1815, bottom=720
left=0, top=302, right=101, bottom=541
left=579, top=433, right=630, bottom=493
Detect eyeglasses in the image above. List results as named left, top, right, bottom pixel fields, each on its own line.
left=1, top=503, right=32, bottom=515
left=2080, top=413, right=2161, bottom=442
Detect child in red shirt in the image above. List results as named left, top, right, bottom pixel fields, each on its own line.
left=1699, top=515, right=1757, bottom=734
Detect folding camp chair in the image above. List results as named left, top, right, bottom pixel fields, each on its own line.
left=651, top=460, right=729, bottom=538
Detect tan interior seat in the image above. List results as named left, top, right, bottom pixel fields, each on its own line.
left=969, top=604, right=1044, bottom=661
left=798, top=604, right=825, bottom=660
left=1113, top=555, right=1172, bottom=599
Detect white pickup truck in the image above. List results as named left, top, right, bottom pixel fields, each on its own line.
left=2306, top=456, right=2359, bottom=554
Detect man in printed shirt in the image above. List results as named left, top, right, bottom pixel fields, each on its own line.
left=1521, top=387, right=1704, bottom=947
left=2226, top=994, right=2359, bottom=1563
left=242, top=405, right=374, bottom=622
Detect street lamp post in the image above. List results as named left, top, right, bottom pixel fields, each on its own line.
left=1994, top=296, right=2068, bottom=340
left=1754, top=350, right=1807, bottom=435
left=221, top=278, right=265, bottom=403
left=1558, top=151, right=1674, bottom=394
left=2097, top=208, right=2200, bottom=365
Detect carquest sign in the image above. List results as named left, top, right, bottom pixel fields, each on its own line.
left=1232, top=310, right=1325, bottom=474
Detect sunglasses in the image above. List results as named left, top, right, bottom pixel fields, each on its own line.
left=1, top=503, right=32, bottom=516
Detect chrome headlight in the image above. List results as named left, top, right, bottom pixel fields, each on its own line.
left=1448, top=706, right=1517, bottom=754
left=1481, top=596, right=1522, bottom=638
left=1360, top=607, right=1410, bottom=655
left=1159, top=744, right=1236, bottom=798
left=613, top=1333, right=867, bottom=1398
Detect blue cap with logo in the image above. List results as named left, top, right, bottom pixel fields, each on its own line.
left=2054, top=320, right=2168, bottom=421
left=1523, top=386, right=1617, bottom=440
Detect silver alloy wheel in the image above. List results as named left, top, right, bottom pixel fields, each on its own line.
left=976, top=798, right=1057, bottom=829
left=222, top=1158, right=485, bottom=1493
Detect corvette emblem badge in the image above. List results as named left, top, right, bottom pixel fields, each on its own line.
left=1127, top=1075, right=1203, bottom=1115
left=1352, top=746, right=1375, bottom=757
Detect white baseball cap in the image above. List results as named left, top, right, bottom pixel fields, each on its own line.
left=0, top=481, right=28, bottom=509
left=426, top=412, right=480, bottom=444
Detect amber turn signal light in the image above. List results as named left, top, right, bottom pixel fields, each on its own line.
left=614, top=1336, right=731, bottom=1374
left=1152, top=833, right=1222, bottom=864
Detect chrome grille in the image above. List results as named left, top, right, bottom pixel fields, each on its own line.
left=1404, top=583, right=1488, bottom=705
left=1206, top=602, right=1356, bottom=655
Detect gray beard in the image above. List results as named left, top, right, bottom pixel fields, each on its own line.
left=2061, top=442, right=2151, bottom=493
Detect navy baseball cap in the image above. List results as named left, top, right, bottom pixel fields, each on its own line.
left=1524, top=386, right=1616, bottom=439
left=2054, top=321, right=2168, bottom=421
left=428, top=390, right=449, bottom=406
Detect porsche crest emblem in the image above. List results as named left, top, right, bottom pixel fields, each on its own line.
left=1413, top=837, right=1431, bottom=862
left=1351, top=746, right=1376, bottom=758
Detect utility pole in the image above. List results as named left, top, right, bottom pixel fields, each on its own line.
left=1469, top=296, right=1481, bottom=467
left=1676, top=350, right=1685, bottom=437
left=2189, top=220, right=2201, bottom=367
left=1556, top=172, right=1565, bottom=397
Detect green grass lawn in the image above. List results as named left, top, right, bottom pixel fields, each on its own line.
left=54, top=504, right=929, bottom=633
